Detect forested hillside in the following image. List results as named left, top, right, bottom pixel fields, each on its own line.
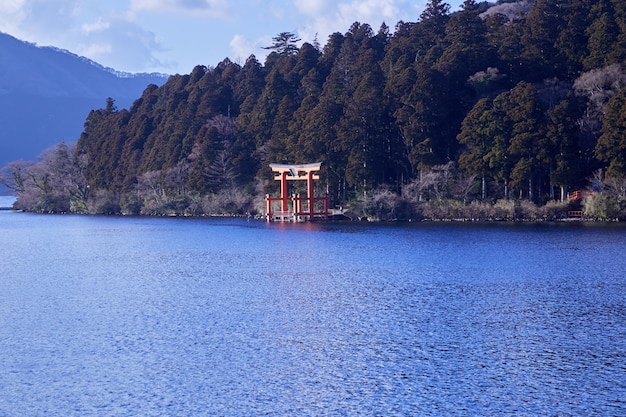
left=4, top=0, right=626, bottom=220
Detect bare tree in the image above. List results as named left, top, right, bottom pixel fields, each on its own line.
left=0, top=160, right=30, bottom=194
left=591, top=168, right=605, bottom=193
left=479, top=0, right=530, bottom=20
left=402, top=162, right=456, bottom=202
left=453, top=173, right=478, bottom=204
left=3, top=142, right=88, bottom=212
left=574, top=64, right=626, bottom=136
left=204, top=115, right=235, bottom=139
left=606, top=177, right=626, bottom=198
left=205, top=149, right=238, bottom=190
left=165, top=160, right=190, bottom=196
left=137, top=170, right=164, bottom=200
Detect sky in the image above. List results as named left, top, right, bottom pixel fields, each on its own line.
left=0, top=0, right=464, bottom=75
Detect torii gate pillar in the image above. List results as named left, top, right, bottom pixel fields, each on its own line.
left=266, top=162, right=328, bottom=222
left=280, top=171, right=289, bottom=212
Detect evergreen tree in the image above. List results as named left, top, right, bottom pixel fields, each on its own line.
left=295, top=94, right=344, bottom=201
left=245, top=66, right=291, bottom=157
left=235, top=56, right=265, bottom=109
left=13, top=0, right=626, bottom=214
left=458, top=98, right=495, bottom=199
left=414, top=0, right=451, bottom=65
left=556, top=0, right=590, bottom=78
left=584, top=0, right=621, bottom=70
left=389, top=62, right=451, bottom=175
left=519, top=0, right=563, bottom=81
left=289, top=42, right=321, bottom=97
left=596, top=88, right=626, bottom=179
left=338, top=52, right=389, bottom=193
left=437, top=0, right=493, bottom=81
left=505, top=82, right=547, bottom=200
left=484, top=90, right=515, bottom=199
left=266, top=95, right=299, bottom=165
left=263, top=32, right=301, bottom=56
left=496, top=12, right=527, bottom=82
left=547, top=97, right=582, bottom=200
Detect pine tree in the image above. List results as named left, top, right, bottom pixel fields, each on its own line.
left=547, top=98, right=582, bottom=200
left=458, top=98, right=495, bottom=199
left=263, top=32, right=301, bottom=56
left=555, top=0, right=591, bottom=78
left=518, top=0, right=562, bottom=81
left=584, top=0, right=620, bottom=70
left=437, top=0, right=493, bottom=81
left=597, top=88, right=626, bottom=179
left=505, top=82, right=547, bottom=200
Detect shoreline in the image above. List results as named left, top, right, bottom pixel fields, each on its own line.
left=6, top=209, right=624, bottom=224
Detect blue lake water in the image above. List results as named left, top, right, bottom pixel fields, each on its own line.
left=1, top=212, right=625, bottom=416
left=0, top=195, right=16, bottom=209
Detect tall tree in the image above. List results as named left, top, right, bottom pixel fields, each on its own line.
left=505, top=82, right=547, bottom=200
left=584, top=0, right=620, bottom=70
left=338, top=50, right=390, bottom=193
left=437, top=0, right=493, bottom=82
left=555, top=0, right=590, bottom=78
left=457, top=98, right=495, bottom=199
left=518, top=0, right=562, bottom=81
left=484, top=90, right=515, bottom=199
left=547, top=97, right=582, bottom=200
left=596, top=88, right=626, bottom=179
left=263, top=32, right=301, bottom=56
left=415, top=0, right=451, bottom=65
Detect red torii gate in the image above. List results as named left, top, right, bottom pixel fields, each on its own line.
left=266, top=162, right=329, bottom=222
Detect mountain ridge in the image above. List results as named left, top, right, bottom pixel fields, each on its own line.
left=0, top=31, right=168, bottom=168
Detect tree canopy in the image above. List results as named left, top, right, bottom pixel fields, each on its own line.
left=4, top=0, right=626, bottom=219
left=263, top=32, right=302, bottom=56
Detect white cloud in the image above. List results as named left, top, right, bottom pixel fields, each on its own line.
left=229, top=34, right=251, bottom=64
left=0, top=1, right=86, bottom=41
left=293, top=0, right=414, bottom=46
left=77, top=19, right=171, bottom=72
left=228, top=33, right=275, bottom=65
left=130, top=0, right=229, bottom=18
left=0, top=0, right=172, bottom=72
left=76, top=41, right=112, bottom=58
left=0, top=0, right=460, bottom=74
left=0, top=0, right=30, bottom=38
left=0, top=0, right=28, bottom=15
left=337, top=0, right=405, bottom=21
left=294, top=0, right=331, bottom=16
left=81, top=17, right=110, bottom=33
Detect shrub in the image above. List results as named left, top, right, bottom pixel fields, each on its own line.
left=88, top=189, right=120, bottom=214
left=202, top=189, right=253, bottom=216
left=584, top=194, right=626, bottom=220
left=540, top=200, right=570, bottom=220
left=492, top=199, right=515, bottom=220
left=121, top=194, right=143, bottom=215
left=363, top=188, right=406, bottom=221
left=465, top=200, right=495, bottom=220
left=420, top=199, right=464, bottom=220
left=515, top=200, right=540, bottom=221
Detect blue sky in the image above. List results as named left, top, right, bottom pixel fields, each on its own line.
left=0, top=0, right=464, bottom=75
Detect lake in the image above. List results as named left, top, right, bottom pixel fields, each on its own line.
left=0, top=195, right=16, bottom=209
left=1, top=212, right=625, bottom=416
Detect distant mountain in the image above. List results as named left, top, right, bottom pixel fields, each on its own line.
left=0, top=32, right=168, bottom=168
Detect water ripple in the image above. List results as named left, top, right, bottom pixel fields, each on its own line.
left=1, top=215, right=625, bottom=415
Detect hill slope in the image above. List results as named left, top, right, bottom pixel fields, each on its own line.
left=0, top=32, right=168, bottom=167
left=5, top=0, right=626, bottom=220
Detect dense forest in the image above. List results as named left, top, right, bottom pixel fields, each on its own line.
left=3, top=0, right=626, bottom=220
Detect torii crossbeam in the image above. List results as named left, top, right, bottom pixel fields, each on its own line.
left=266, top=162, right=328, bottom=222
